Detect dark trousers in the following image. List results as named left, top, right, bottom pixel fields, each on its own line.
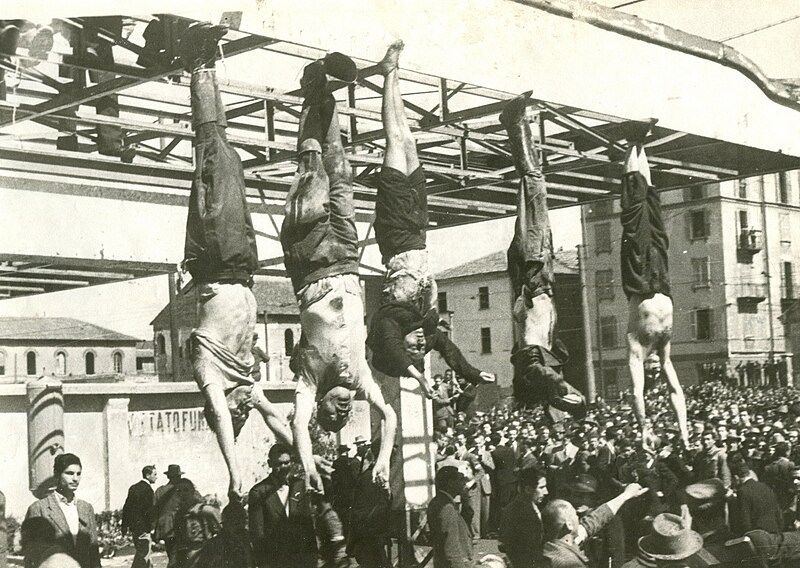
left=280, top=95, right=359, bottom=293
left=507, top=168, right=554, bottom=301
left=351, top=539, right=390, bottom=568
left=183, top=68, right=258, bottom=283
left=620, top=171, right=671, bottom=299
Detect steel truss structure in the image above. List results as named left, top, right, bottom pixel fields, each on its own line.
left=1, top=12, right=799, bottom=297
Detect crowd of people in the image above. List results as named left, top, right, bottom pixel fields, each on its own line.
left=13, top=377, right=800, bottom=568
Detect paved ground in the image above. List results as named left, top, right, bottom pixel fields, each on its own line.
left=10, top=539, right=502, bottom=567
left=121, top=539, right=498, bottom=567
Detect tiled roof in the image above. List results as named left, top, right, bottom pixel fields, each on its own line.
left=0, top=317, right=140, bottom=342
left=435, top=248, right=579, bottom=280
left=150, top=275, right=299, bottom=328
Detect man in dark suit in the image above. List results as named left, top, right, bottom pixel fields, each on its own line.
left=248, top=443, right=316, bottom=568
left=499, top=466, right=548, bottom=568
left=728, top=453, right=800, bottom=563
left=427, top=466, right=473, bottom=568
left=122, top=465, right=157, bottom=568
left=489, top=433, right=517, bottom=533
left=729, top=453, right=783, bottom=535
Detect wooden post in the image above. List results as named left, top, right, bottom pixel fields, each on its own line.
left=168, top=272, right=181, bottom=381
left=578, top=244, right=596, bottom=402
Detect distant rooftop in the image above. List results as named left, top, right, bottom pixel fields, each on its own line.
left=0, top=317, right=140, bottom=343
left=150, top=275, right=299, bottom=329
left=435, top=248, right=579, bottom=280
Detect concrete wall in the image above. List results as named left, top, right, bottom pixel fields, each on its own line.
left=0, top=343, right=137, bottom=382
left=0, top=382, right=297, bottom=520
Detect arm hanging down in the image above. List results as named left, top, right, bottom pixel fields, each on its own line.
left=426, top=330, right=494, bottom=385
left=293, top=386, right=325, bottom=494
left=362, top=376, right=397, bottom=486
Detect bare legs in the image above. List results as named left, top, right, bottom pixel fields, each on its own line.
left=623, top=142, right=689, bottom=447
left=380, top=40, right=419, bottom=175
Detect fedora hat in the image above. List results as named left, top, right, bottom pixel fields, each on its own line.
left=164, top=464, right=184, bottom=477
left=684, top=479, right=725, bottom=511
left=638, top=511, right=703, bottom=560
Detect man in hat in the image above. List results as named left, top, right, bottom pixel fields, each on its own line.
left=280, top=48, right=397, bottom=496
left=367, top=40, right=495, bottom=397
left=539, top=482, right=648, bottom=567
left=179, top=22, right=294, bottom=504
left=621, top=507, right=703, bottom=568
left=677, top=479, right=744, bottom=566
left=153, top=465, right=201, bottom=568
left=428, top=466, right=474, bottom=568
left=619, top=124, right=689, bottom=449
left=500, top=93, right=586, bottom=422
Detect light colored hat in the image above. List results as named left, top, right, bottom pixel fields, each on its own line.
left=638, top=512, right=703, bottom=560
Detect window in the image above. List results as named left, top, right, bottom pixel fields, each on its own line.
left=691, top=308, right=713, bottom=340
left=780, top=214, right=791, bottom=243
left=738, top=210, right=749, bottom=231
left=478, top=286, right=490, bottom=310
left=691, top=257, right=711, bottom=288
left=113, top=352, right=123, bottom=373
left=438, top=291, right=448, bottom=313
left=594, top=222, right=612, bottom=254
left=688, top=210, right=710, bottom=240
left=778, top=171, right=790, bottom=204
left=26, top=351, right=37, bottom=375
left=738, top=180, right=748, bottom=200
left=55, top=352, right=66, bottom=375
left=85, top=352, right=95, bottom=375
left=685, top=185, right=705, bottom=201
left=284, top=328, right=295, bottom=356
left=596, top=270, right=615, bottom=301
left=784, top=262, right=795, bottom=299
left=480, top=327, right=492, bottom=354
left=603, top=368, right=619, bottom=400
left=0, top=351, right=5, bottom=375
left=599, top=316, right=618, bottom=348
left=156, top=334, right=166, bottom=355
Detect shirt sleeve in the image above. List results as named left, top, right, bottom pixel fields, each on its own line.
left=374, top=314, right=417, bottom=376
left=580, top=504, right=614, bottom=540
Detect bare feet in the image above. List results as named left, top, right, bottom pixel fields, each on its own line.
left=379, top=39, right=404, bottom=75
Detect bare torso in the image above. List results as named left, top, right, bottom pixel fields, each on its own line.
left=514, top=293, right=556, bottom=349
left=627, top=292, right=672, bottom=352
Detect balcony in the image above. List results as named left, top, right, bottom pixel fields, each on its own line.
left=737, top=229, right=762, bottom=254
left=735, top=282, right=767, bottom=309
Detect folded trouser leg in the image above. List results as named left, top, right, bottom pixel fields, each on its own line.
left=284, top=103, right=330, bottom=227
left=507, top=168, right=554, bottom=302
left=320, top=95, right=358, bottom=256
left=183, top=68, right=258, bottom=283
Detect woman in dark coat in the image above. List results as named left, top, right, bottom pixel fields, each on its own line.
left=23, top=454, right=100, bottom=568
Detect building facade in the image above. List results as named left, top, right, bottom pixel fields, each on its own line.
left=0, top=317, right=139, bottom=383
left=151, top=275, right=302, bottom=383
left=431, top=249, right=586, bottom=405
left=581, top=170, right=799, bottom=398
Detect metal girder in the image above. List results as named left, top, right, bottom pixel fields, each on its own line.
left=0, top=34, right=274, bottom=129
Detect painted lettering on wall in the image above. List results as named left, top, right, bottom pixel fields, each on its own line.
left=128, top=409, right=210, bottom=437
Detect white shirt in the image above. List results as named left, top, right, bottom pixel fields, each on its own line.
left=276, top=484, right=290, bottom=516
left=56, top=493, right=80, bottom=540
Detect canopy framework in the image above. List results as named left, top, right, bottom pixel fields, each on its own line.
left=1, top=12, right=799, bottom=298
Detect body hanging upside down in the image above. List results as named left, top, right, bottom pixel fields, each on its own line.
left=619, top=121, right=689, bottom=448
left=501, top=93, right=586, bottom=422
left=367, top=39, right=496, bottom=398
left=180, top=22, right=293, bottom=505
left=280, top=51, right=397, bottom=496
